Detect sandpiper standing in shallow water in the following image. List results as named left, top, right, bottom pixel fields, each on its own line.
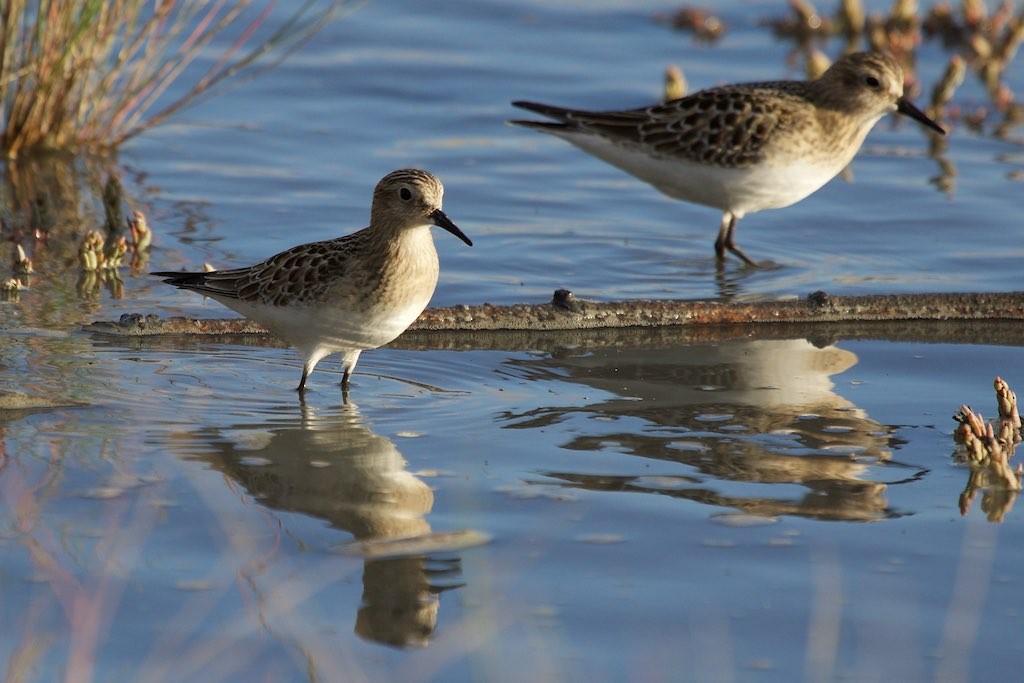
left=511, top=51, right=945, bottom=266
left=154, top=169, right=472, bottom=393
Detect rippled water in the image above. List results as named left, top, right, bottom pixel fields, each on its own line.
left=3, top=1, right=1024, bottom=681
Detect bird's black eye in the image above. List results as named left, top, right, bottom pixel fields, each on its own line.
left=400, top=187, right=412, bottom=201
left=865, top=75, right=880, bottom=88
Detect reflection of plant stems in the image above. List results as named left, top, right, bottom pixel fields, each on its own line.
left=102, top=176, right=125, bottom=237
left=0, top=430, right=162, bottom=682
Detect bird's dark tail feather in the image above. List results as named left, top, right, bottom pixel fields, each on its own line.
left=151, top=271, right=210, bottom=287
left=511, top=100, right=576, bottom=121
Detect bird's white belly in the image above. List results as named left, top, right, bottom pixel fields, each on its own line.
left=225, top=295, right=429, bottom=355
left=664, top=157, right=838, bottom=215
left=565, top=133, right=841, bottom=215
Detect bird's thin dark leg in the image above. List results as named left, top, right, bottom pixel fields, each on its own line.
left=341, top=367, right=352, bottom=390
left=714, top=213, right=731, bottom=262
left=716, top=213, right=758, bottom=267
left=296, top=368, right=309, bottom=393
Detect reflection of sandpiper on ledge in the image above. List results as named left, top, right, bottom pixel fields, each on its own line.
left=504, top=337, right=924, bottom=522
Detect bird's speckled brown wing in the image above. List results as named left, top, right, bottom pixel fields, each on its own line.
left=153, top=230, right=372, bottom=307
left=513, top=81, right=811, bottom=168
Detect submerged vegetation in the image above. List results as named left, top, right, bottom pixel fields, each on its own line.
left=0, top=0, right=353, bottom=157
left=954, top=377, right=1023, bottom=521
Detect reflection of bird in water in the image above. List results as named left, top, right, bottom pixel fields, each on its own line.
left=188, top=402, right=456, bottom=648
left=505, top=338, right=920, bottom=521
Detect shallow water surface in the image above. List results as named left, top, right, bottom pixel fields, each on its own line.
left=4, top=325, right=1024, bottom=681
left=2, top=1, right=1024, bottom=681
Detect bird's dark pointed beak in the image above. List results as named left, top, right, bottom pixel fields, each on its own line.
left=897, top=97, right=946, bottom=135
left=431, top=208, right=473, bottom=246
